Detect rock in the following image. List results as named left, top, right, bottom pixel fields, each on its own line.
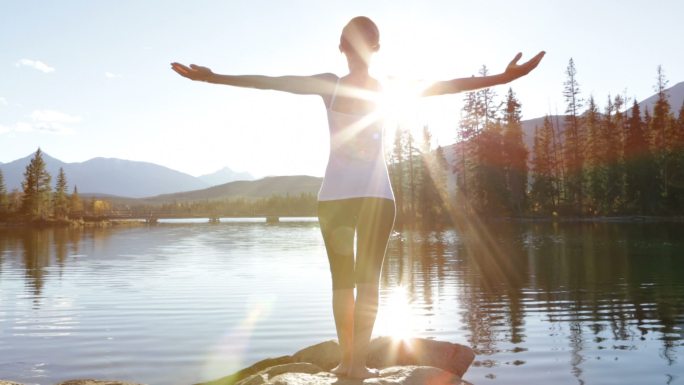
left=291, top=340, right=341, bottom=371
left=291, top=337, right=475, bottom=378
left=0, top=338, right=474, bottom=385
left=199, top=355, right=295, bottom=385
left=367, top=337, right=475, bottom=378
left=236, top=365, right=472, bottom=385
left=236, top=363, right=325, bottom=385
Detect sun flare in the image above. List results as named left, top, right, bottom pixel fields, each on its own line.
left=377, top=79, right=425, bottom=132
left=376, top=286, right=415, bottom=340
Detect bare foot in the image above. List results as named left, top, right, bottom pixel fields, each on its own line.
left=347, top=366, right=379, bottom=380
left=330, top=363, right=351, bottom=376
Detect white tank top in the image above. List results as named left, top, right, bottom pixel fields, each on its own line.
left=317, top=79, right=395, bottom=201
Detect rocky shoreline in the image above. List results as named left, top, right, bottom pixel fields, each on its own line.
left=0, top=337, right=475, bottom=385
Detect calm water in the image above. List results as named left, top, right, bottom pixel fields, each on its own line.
left=1, top=219, right=683, bottom=385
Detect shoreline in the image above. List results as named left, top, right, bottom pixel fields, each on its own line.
left=1, top=215, right=683, bottom=229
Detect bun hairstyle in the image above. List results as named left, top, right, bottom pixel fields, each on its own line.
left=340, top=16, right=380, bottom=54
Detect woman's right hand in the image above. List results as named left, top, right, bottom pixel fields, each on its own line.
left=171, top=62, right=214, bottom=82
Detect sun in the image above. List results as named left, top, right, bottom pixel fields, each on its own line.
left=376, top=78, right=425, bottom=130
left=375, top=285, right=416, bottom=340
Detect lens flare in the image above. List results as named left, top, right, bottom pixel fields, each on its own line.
left=376, top=285, right=415, bottom=340
left=201, top=299, right=273, bottom=381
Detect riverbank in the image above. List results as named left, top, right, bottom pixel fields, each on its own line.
left=2, top=214, right=683, bottom=229
left=494, top=214, right=684, bottom=223
left=0, top=218, right=148, bottom=229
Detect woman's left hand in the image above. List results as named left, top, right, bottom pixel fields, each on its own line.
left=504, top=51, right=546, bottom=80
left=171, top=62, right=214, bottom=82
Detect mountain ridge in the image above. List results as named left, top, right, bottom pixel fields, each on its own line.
left=145, top=175, right=322, bottom=203
left=0, top=153, right=210, bottom=198
left=198, top=166, right=254, bottom=186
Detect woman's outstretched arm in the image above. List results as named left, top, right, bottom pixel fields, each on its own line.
left=171, top=63, right=336, bottom=96
left=421, top=51, right=545, bottom=97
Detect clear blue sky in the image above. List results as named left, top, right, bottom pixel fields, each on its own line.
left=1, top=0, right=683, bottom=177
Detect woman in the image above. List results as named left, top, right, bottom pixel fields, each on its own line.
left=172, top=16, right=544, bottom=379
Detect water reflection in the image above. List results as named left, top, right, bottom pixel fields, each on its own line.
left=1, top=227, right=114, bottom=299
left=1, top=221, right=683, bottom=384
left=383, top=222, right=684, bottom=382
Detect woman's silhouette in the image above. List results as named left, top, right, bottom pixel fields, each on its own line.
left=172, top=16, right=544, bottom=379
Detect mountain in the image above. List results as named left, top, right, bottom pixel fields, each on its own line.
left=638, top=81, right=684, bottom=114
left=146, top=175, right=322, bottom=203
left=0, top=152, right=210, bottom=198
left=198, top=167, right=254, bottom=186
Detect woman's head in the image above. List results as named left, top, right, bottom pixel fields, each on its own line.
left=340, top=16, right=380, bottom=60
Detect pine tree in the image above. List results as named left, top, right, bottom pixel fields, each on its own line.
left=530, top=116, right=557, bottom=213
left=551, top=114, right=565, bottom=204
left=477, top=65, right=499, bottom=127
left=461, top=65, right=504, bottom=214
left=21, top=148, right=52, bottom=220
left=624, top=101, right=651, bottom=213
left=602, top=95, right=622, bottom=213
left=70, top=186, right=84, bottom=218
left=562, top=58, right=585, bottom=214
left=433, top=145, right=451, bottom=223
left=670, top=101, right=684, bottom=212
left=501, top=88, right=528, bottom=214
left=456, top=90, right=480, bottom=208
left=584, top=95, right=607, bottom=214
left=612, top=94, right=627, bottom=210
left=650, top=65, right=671, bottom=210
left=477, top=120, right=507, bottom=213
left=53, top=167, right=69, bottom=219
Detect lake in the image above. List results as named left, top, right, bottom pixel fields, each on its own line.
left=1, top=219, right=683, bottom=385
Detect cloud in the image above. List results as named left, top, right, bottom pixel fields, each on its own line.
left=105, top=71, right=123, bottom=79
left=31, top=109, right=81, bottom=133
left=15, top=58, right=55, bottom=73
left=0, top=109, right=81, bottom=135
left=0, top=97, right=7, bottom=107
left=31, top=109, right=81, bottom=124
left=0, top=122, right=33, bottom=134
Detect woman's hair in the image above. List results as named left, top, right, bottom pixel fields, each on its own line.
left=340, top=16, right=380, bottom=54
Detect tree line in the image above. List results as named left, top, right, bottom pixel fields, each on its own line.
left=530, top=61, right=683, bottom=216
left=0, top=148, right=94, bottom=222
left=130, top=193, right=317, bottom=218
left=3, top=60, right=682, bottom=224
left=387, top=60, right=684, bottom=227
left=0, top=148, right=317, bottom=222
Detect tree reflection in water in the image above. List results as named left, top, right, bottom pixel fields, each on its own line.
left=382, top=222, right=684, bottom=382
left=1, top=227, right=111, bottom=301
left=0, top=222, right=682, bottom=383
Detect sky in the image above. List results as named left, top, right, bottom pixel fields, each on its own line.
left=1, top=0, right=683, bottom=178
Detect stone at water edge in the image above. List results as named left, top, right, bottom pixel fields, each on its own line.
left=291, top=340, right=341, bottom=370
left=291, top=337, right=475, bottom=377
left=0, top=381, right=24, bottom=385
left=367, top=337, right=475, bottom=378
left=235, top=364, right=473, bottom=385
left=235, top=362, right=324, bottom=385
left=198, top=355, right=294, bottom=385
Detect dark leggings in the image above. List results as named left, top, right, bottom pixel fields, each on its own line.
left=318, top=198, right=396, bottom=290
